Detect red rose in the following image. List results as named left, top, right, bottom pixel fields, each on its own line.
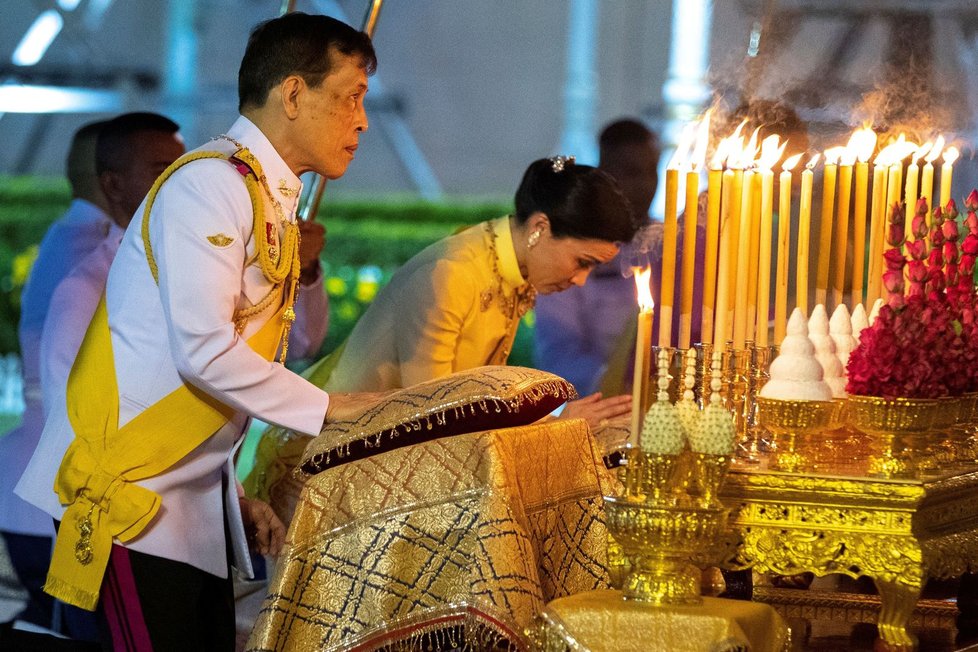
left=887, top=223, right=905, bottom=247
left=966, top=189, right=978, bottom=211
left=963, top=236, right=978, bottom=256
left=911, top=214, right=928, bottom=239
left=906, top=239, right=927, bottom=261
left=907, top=260, right=929, bottom=284
left=884, top=248, right=907, bottom=270
left=943, top=219, right=960, bottom=242
left=945, top=200, right=960, bottom=220
left=944, top=242, right=960, bottom=264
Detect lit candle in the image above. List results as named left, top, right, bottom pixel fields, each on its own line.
left=903, top=142, right=928, bottom=240
left=796, top=154, right=818, bottom=316
left=775, top=153, right=802, bottom=344
left=866, top=157, right=888, bottom=307
left=678, top=168, right=699, bottom=349
left=725, top=168, right=744, bottom=344
left=755, top=164, right=776, bottom=347
left=678, top=113, right=710, bottom=349
left=748, top=135, right=785, bottom=347
left=701, top=165, right=723, bottom=346
left=733, top=167, right=754, bottom=349
left=659, top=166, right=679, bottom=348
left=850, top=150, right=872, bottom=306
left=920, top=135, right=943, bottom=219
left=831, top=151, right=854, bottom=308
left=815, top=147, right=842, bottom=307
left=713, top=168, right=736, bottom=350
left=732, top=129, right=759, bottom=349
left=940, top=146, right=959, bottom=211
left=746, top=171, right=762, bottom=342
left=630, top=266, right=654, bottom=447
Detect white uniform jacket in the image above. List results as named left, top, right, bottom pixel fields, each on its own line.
left=17, top=116, right=330, bottom=579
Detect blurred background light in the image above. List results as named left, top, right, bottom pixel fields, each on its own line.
left=12, top=10, right=65, bottom=67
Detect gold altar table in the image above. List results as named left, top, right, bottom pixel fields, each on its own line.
left=246, top=418, right=614, bottom=651
left=720, top=457, right=978, bottom=651
left=525, top=589, right=789, bottom=652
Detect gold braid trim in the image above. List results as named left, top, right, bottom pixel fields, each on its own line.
left=140, top=147, right=302, bottom=363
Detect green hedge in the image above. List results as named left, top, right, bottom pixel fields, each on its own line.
left=0, top=177, right=537, bottom=366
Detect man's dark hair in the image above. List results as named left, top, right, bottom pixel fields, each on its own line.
left=598, top=119, right=659, bottom=157
left=514, top=159, right=641, bottom=243
left=238, top=12, right=377, bottom=111
left=95, top=112, right=180, bottom=175
left=65, top=120, right=108, bottom=195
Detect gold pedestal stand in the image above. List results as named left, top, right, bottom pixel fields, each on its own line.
left=607, top=449, right=729, bottom=606
left=756, top=397, right=835, bottom=473
left=847, top=395, right=947, bottom=479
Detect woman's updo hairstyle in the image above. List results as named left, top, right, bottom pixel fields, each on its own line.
left=514, top=157, right=641, bottom=243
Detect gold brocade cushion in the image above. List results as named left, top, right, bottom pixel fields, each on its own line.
left=300, top=365, right=576, bottom=474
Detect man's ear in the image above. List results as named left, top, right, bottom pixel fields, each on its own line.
left=279, top=75, right=305, bottom=120
left=98, top=171, right=121, bottom=205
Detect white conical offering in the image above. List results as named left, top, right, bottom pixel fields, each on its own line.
left=850, top=303, right=869, bottom=342
left=868, top=298, right=884, bottom=325
left=758, top=308, right=833, bottom=401
left=830, top=304, right=856, bottom=371
left=641, top=349, right=686, bottom=455
left=690, top=351, right=735, bottom=455
left=808, top=305, right=846, bottom=398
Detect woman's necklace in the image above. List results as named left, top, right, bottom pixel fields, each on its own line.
left=483, top=219, right=536, bottom=319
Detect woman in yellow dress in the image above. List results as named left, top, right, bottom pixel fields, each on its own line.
left=245, top=157, right=641, bottom=504
left=308, top=156, right=642, bottom=423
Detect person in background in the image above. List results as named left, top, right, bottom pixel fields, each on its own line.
left=16, top=13, right=377, bottom=650
left=39, top=112, right=185, bottom=450
left=0, top=120, right=110, bottom=637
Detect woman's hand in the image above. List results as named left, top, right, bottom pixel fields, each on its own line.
left=239, top=497, right=286, bottom=557
left=560, top=392, right=632, bottom=428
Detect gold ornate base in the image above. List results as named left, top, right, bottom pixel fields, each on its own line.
left=604, top=496, right=726, bottom=606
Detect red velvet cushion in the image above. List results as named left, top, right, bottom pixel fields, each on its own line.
left=300, top=366, right=576, bottom=474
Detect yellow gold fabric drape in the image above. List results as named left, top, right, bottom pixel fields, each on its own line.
left=525, top=590, right=790, bottom=652
left=247, top=418, right=613, bottom=651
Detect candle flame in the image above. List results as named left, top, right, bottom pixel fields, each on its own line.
left=912, top=141, right=932, bottom=165
left=875, top=135, right=919, bottom=166
left=944, top=146, right=959, bottom=166
left=823, top=146, right=846, bottom=166
left=723, top=135, right=747, bottom=170
left=925, top=135, right=945, bottom=163
left=757, top=134, right=785, bottom=171
left=710, top=135, right=731, bottom=170
left=806, top=153, right=821, bottom=170
left=846, top=128, right=878, bottom=164
left=632, top=266, right=654, bottom=312
left=782, top=153, right=803, bottom=172
left=739, top=127, right=761, bottom=168
left=690, top=109, right=712, bottom=171
left=667, top=121, right=698, bottom=170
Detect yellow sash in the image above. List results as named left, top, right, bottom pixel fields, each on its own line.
left=45, top=149, right=295, bottom=611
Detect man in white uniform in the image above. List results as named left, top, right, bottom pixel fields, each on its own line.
left=0, top=120, right=110, bottom=634
left=17, top=13, right=375, bottom=650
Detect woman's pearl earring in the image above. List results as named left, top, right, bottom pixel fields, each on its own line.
left=528, top=230, right=541, bottom=248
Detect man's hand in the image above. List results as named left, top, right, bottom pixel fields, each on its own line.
left=297, top=219, right=326, bottom=285
left=561, top=392, right=632, bottom=428
left=239, top=497, right=286, bottom=557
left=323, top=391, right=389, bottom=427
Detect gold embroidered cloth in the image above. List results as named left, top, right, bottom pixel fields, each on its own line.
left=246, top=418, right=613, bottom=651
left=525, top=590, right=789, bottom=652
